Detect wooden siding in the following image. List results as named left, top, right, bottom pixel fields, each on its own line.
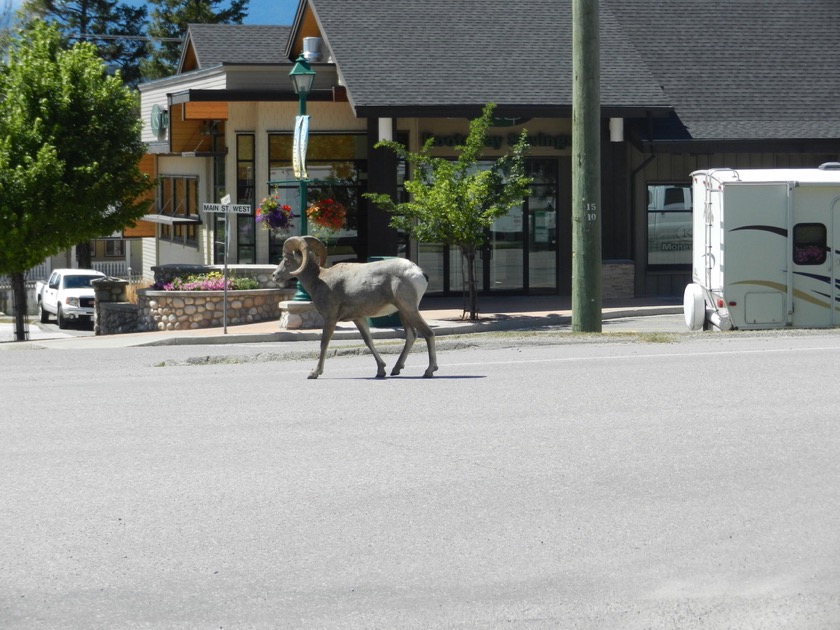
left=184, top=102, right=229, bottom=120
left=169, top=103, right=226, bottom=154
left=124, top=154, right=157, bottom=238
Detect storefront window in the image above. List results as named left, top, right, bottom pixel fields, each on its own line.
left=268, top=133, right=366, bottom=264
left=237, top=134, right=256, bottom=263
left=647, top=183, right=692, bottom=266
left=438, top=159, right=558, bottom=295
left=156, top=175, right=199, bottom=248
left=212, top=137, right=227, bottom=264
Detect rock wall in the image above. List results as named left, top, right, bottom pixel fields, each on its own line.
left=91, top=274, right=294, bottom=335
left=136, top=289, right=295, bottom=332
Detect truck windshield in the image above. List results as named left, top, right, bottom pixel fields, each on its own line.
left=64, top=275, right=96, bottom=289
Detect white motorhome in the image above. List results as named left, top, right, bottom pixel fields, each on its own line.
left=684, top=164, right=840, bottom=331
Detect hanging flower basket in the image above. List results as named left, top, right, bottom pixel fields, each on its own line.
left=306, top=198, right=346, bottom=240
left=256, top=195, right=295, bottom=232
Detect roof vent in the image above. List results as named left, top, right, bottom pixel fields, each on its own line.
left=302, top=37, right=322, bottom=63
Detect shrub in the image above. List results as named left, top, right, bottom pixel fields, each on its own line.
left=126, top=280, right=153, bottom=304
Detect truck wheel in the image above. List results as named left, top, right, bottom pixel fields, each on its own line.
left=57, top=305, right=68, bottom=329
left=39, top=301, right=49, bottom=323
left=683, top=283, right=706, bottom=331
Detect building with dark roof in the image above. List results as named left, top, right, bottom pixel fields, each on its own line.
left=134, top=0, right=840, bottom=299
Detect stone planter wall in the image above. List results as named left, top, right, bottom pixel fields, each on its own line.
left=92, top=277, right=138, bottom=335
left=136, top=288, right=295, bottom=332
left=98, top=302, right=140, bottom=335
left=92, top=275, right=294, bottom=335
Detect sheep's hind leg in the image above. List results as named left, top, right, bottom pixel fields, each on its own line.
left=353, top=318, right=387, bottom=378
left=396, top=309, right=437, bottom=378
left=391, top=314, right=417, bottom=376
left=411, top=315, right=438, bottom=378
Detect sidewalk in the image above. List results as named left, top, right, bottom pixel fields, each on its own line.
left=0, top=295, right=682, bottom=349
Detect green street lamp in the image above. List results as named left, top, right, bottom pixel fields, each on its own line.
left=289, top=54, right=316, bottom=301
left=290, top=54, right=316, bottom=99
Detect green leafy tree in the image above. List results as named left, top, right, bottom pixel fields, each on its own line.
left=0, top=22, right=152, bottom=340
left=21, top=0, right=149, bottom=87
left=142, top=0, right=248, bottom=80
left=365, top=103, right=531, bottom=321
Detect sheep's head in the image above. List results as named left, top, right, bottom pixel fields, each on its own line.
left=271, top=236, right=328, bottom=283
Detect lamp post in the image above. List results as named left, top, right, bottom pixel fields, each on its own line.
left=289, top=54, right=316, bottom=301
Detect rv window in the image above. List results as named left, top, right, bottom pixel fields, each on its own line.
left=647, top=183, right=692, bottom=266
left=793, top=223, right=827, bottom=265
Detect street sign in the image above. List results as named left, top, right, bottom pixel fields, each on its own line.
left=202, top=203, right=252, bottom=214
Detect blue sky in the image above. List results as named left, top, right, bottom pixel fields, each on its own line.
left=245, top=0, right=299, bottom=24
left=9, top=0, right=300, bottom=26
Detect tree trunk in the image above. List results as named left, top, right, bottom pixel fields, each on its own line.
left=11, top=271, right=27, bottom=342
left=462, top=246, right=479, bottom=321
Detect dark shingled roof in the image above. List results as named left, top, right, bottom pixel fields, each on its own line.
left=177, top=2, right=840, bottom=141
left=185, top=24, right=292, bottom=68
left=307, top=0, right=840, bottom=139
left=606, top=0, right=840, bottom=140
left=309, top=0, right=668, bottom=114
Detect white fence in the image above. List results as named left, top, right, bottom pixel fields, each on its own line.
left=0, top=262, right=51, bottom=286
left=1, top=262, right=134, bottom=316
left=92, top=261, right=128, bottom=278
left=0, top=261, right=133, bottom=287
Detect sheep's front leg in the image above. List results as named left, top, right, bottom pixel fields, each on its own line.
left=311, top=319, right=338, bottom=379
left=353, top=318, right=387, bottom=378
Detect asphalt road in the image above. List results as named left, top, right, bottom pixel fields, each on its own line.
left=2, top=326, right=839, bottom=628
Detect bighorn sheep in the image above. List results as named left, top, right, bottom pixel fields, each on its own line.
left=273, top=236, right=438, bottom=379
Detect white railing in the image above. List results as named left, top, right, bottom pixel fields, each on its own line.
left=0, top=262, right=51, bottom=286
left=92, top=261, right=128, bottom=278
left=1, top=260, right=135, bottom=286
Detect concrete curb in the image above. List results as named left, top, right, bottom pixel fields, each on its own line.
left=137, top=305, right=683, bottom=347
left=0, top=304, right=683, bottom=350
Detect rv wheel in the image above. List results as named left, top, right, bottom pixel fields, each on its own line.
left=683, top=283, right=706, bottom=331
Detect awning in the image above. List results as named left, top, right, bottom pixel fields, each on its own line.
left=141, top=214, right=202, bottom=225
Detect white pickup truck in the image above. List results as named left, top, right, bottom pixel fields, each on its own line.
left=36, top=268, right=106, bottom=329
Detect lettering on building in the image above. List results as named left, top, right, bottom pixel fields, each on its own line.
left=421, top=131, right=571, bottom=151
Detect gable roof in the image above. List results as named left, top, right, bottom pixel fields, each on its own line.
left=607, top=0, right=840, bottom=140
left=179, top=24, right=292, bottom=72
left=165, top=2, right=840, bottom=143
left=302, top=0, right=840, bottom=141
left=306, top=0, right=669, bottom=118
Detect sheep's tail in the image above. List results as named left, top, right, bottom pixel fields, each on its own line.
left=404, top=262, right=428, bottom=307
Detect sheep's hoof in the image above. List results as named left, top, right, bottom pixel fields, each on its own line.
left=375, top=372, right=386, bottom=379
left=390, top=366, right=403, bottom=376
left=308, top=372, right=320, bottom=379
left=423, top=366, right=438, bottom=378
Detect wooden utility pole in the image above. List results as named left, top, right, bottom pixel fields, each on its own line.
left=571, top=0, right=602, bottom=332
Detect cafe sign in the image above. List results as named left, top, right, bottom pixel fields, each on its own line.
left=421, top=131, right=571, bottom=152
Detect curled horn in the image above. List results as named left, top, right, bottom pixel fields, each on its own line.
left=302, top=236, right=328, bottom=267
left=283, top=236, right=310, bottom=276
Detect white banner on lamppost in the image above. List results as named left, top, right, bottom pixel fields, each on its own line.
left=293, top=115, right=310, bottom=180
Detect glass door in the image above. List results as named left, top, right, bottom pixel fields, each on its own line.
left=488, top=204, right=524, bottom=290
